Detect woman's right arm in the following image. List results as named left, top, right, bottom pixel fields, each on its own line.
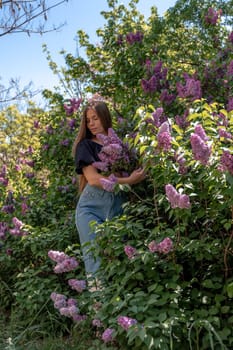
left=83, top=165, right=146, bottom=188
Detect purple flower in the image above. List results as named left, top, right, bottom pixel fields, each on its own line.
left=205, top=8, right=222, bottom=25
left=148, top=237, right=173, bottom=254
left=218, top=151, right=233, bottom=175
left=21, top=202, right=29, bottom=215
left=51, top=292, right=67, bottom=309
left=48, top=250, right=79, bottom=273
left=9, top=217, right=27, bottom=237
left=25, top=172, right=35, bottom=179
left=72, top=314, right=87, bottom=323
left=6, top=248, right=13, bottom=256
left=2, top=204, right=15, bottom=214
left=218, top=128, right=233, bottom=140
left=165, top=184, right=191, bottom=209
left=60, top=139, right=70, bottom=146
left=25, top=160, right=35, bottom=167
left=126, top=31, right=143, bottom=45
left=175, top=110, right=190, bottom=129
left=0, top=165, right=7, bottom=177
left=160, top=89, right=176, bottom=105
left=151, top=107, right=166, bottom=128
left=102, top=328, right=114, bottom=343
left=15, top=164, right=21, bottom=171
left=227, top=97, right=233, bottom=112
left=157, top=122, right=172, bottom=151
left=67, top=118, right=77, bottom=130
left=124, top=245, right=137, bottom=259
left=57, top=185, right=70, bottom=193
left=190, top=133, right=211, bottom=165
left=27, top=146, right=34, bottom=155
left=92, top=161, right=109, bottom=172
left=12, top=217, right=23, bottom=229
left=117, top=316, right=137, bottom=330
left=0, top=177, right=8, bottom=186
left=116, top=34, right=123, bottom=45
left=34, top=120, right=40, bottom=128
left=174, top=152, right=188, bottom=174
left=0, top=222, right=8, bottom=240
left=92, top=319, right=103, bottom=327
left=227, top=60, right=233, bottom=77
left=194, top=124, right=209, bottom=141
left=64, top=98, right=82, bottom=116
left=100, top=174, right=117, bottom=192
left=53, top=257, right=79, bottom=273
left=141, top=75, right=157, bottom=93
left=42, top=144, right=50, bottom=151
left=148, top=240, right=159, bottom=253
left=177, top=76, right=202, bottom=101
left=46, top=125, right=54, bottom=134
left=68, top=279, right=86, bottom=293
left=48, top=250, right=69, bottom=263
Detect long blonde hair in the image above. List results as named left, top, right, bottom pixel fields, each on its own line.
left=72, top=101, right=112, bottom=192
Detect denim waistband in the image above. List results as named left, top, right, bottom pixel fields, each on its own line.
left=82, top=184, right=126, bottom=199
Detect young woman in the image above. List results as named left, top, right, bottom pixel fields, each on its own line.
left=72, top=99, right=145, bottom=276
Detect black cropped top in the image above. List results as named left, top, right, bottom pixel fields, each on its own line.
left=75, top=139, right=102, bottom=174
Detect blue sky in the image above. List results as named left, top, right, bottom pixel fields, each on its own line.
left=1, top=0, right=176, bottom=102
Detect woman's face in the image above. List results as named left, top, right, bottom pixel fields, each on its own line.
left=86, top=108, right=106, bottom=136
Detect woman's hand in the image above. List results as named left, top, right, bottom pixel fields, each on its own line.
left=128, top=167, right=146, bottom=185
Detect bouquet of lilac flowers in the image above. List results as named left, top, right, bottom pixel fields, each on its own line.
left=92, top=128, right=138, bottom=191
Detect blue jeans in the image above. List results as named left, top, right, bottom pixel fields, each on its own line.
left=75, top=184, right=126, bottom=275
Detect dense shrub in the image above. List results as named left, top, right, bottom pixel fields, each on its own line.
left=1, top=0, right=233, bottom=349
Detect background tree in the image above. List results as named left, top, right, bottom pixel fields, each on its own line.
left=0, top=0, right=69, bottom=105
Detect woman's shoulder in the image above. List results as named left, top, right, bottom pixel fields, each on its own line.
left=77, top=138, right=102, bottom=152
left=79, top=138, right=101, bottom=147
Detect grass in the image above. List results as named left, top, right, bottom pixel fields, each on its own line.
left=0, top=311, right=106, bottom=350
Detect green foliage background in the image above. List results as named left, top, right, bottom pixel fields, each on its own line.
left=0, top=0, right=233, bottom=349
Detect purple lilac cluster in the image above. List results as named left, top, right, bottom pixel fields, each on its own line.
left=227, top=97, right=233, bottom=112
left=205, top=7, right=222, bottom=26
left=102, top=328, right=114, bottom=343
left=48, top=250, right=79, bottom=273
left=64, top=98, right=82, bottom=116
left=175, top=110, right=190, bottom=130
left=50, top=292, right=86, bottom=322
left=68, top=279, right=86, bottom=293
left=92, top=319, right=103, bottom=327
left=2, top=204, right=15, bottom=214
left=174, top=152, right=188, bottom=175
left=147, top=107, right=167, bottom=128
left=148, top=237, right=173, bottom=254
left=124, top=245, right=137, bottom=259
left=165, top=184, right=191, bottom=209
left=116, top=31, right=143, bottom=46
left=160, top=89, right=176, bottom=105
left=219, top=151, right=233, bottom=175
left=99, top=174, right=117, bottom=192
left=0, top=165, right=8, bottom=187
left=190, top=124, right=211, bottom=165
left=227, top=60, right=233, bottom=77
left=126, top=31, right=144, bottom=45
left=177, top=74, right=202, bottom=101
left=9, top=217, right=28, bottom=237
left=0, top=222, right=8, bottom=240
left=141, top=61, right=168, bottom=94
left=93, top=128, right=135, bottom=191
left=117, top=316, right=137, bottom=330
left=157, top=121, right=172, bottom=151
left=218, top=128, right=233, bottom=140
